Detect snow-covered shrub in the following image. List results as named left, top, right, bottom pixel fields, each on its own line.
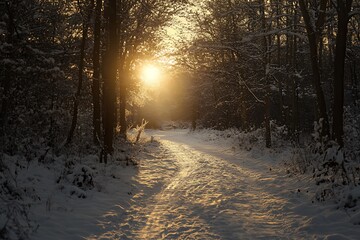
left=235, top=122, right=290, bottom=150
left=310, top=119, right=331, bottom=155
left=55, top=158, right=96, bottom=198
left=0, top=155, right=38, bottom=239
left=285, top=147, right=310, bottom=174
left=67, top=165, right=95, bottom=191
left=67, top=185, right=87, bottom=199
left=313, top=145, right=349, bottom=185
left=236, top=128, right=262, bottom=151
left=312, top=144, right=351, bottom=202
left=305, top=121, right=345, bottom=202
left=307, top=106, right=360, bottom=208
left=270, top=121, right=291, bottom=147
left=0, top=200, right=33, bottom=240
left=343, top=103, right=360, bottom=175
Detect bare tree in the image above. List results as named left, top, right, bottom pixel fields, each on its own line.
left=332, top=0, right=354, bottom=147
left=102, top=0, right=117, bottom=160
left=92, top=0, right=102, bottom=145
left=66, top=0, right=94, bottom=144
left=299, top=0, right=330, bottom=138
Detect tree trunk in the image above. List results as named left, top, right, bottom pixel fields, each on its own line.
left=92, top=0, right=102, bottom=145
left=66, top=1, right=93, bottom=144
left=102, top=0, right=117, bottom=159
left=260, top=0, right=271, bottom=148
left=291, top=11, right=299, bottom=140
left=119, top=70, right=127, bottom=139
left=332, top=0, right=352, bottom=147
left=299, top=0, right=330, bottom=138
left=276, top=1, right=285, bottom=126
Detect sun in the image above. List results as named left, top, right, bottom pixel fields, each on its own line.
left=140, top=64, right=161, bottom=87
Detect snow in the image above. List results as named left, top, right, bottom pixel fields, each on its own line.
left=2, top=129, right=360, bottom=239
left=0, top=152, right=137, bottom=240
left=130, top=129, right=359, bottom=239
left=29, top=158, right=137, bottom=240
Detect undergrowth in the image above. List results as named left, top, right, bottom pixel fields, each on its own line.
left=287, top=105, right=360, bottom=215
left=0, top=131, right=137, bottom=239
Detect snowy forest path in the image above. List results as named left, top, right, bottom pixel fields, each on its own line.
left=108, top=129, right=312, bottom=240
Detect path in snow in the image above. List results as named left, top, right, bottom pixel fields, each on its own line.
left=116, top=130, right=308, bottom=240
left=86, top=130, right=357, bottom=239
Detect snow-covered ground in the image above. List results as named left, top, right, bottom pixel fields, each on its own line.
left=3, top=129, right=360, bottom=239
left=104, top=129, right=359, bottom=240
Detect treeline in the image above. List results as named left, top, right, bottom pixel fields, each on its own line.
left=1, top=0, right=360, bottom=155
left=0, top=0, right=185, bottom=158
left=184, top=0, right=360, bottom=149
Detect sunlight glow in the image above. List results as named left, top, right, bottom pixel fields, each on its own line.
left=140, top=64, right=162, bottom=87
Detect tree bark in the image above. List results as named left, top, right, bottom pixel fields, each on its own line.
left=103, top=0, right=117, bottom=159
left=299, top=0, right=330, bottom=138
left=332, top=0, right=353, bottom=147
left=92, top=0, right=102, bottom=145
left=119, top=70, right=127, bottom=139
left=260, top=0, right=271, bottom=148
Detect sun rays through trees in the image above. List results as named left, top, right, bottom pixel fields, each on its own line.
left=1, top=0, right=360, bottom=238
left=0, top=0, right=359, bottom=160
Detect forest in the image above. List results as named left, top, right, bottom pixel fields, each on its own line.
left=1, top=0, right=360, bottom=239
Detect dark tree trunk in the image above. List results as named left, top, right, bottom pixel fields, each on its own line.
left=307, top=34, right=329, bottom=136
left=299, top=0, right=330, bottom=138
left=276, top=2, right=284, bottom=126
left=332, top=0, right=353, bottom=147
left=291, top=12, right=299, bottom=139
left=66, top=1, right=94, bottom=144
left=102, top=0, right=117, bottom=159
left=92, top=0, right=102, bottom=145
left=260, top=0, right=271, bottom=148
left=119, top=70, right=127, bottom=139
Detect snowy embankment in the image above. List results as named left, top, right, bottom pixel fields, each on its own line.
left=1, top=128, right=360, bottom=239
left=0, top=142, right=137, bottom=240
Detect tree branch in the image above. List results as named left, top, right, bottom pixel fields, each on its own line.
left=237, top=73, right=265, bottom=105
